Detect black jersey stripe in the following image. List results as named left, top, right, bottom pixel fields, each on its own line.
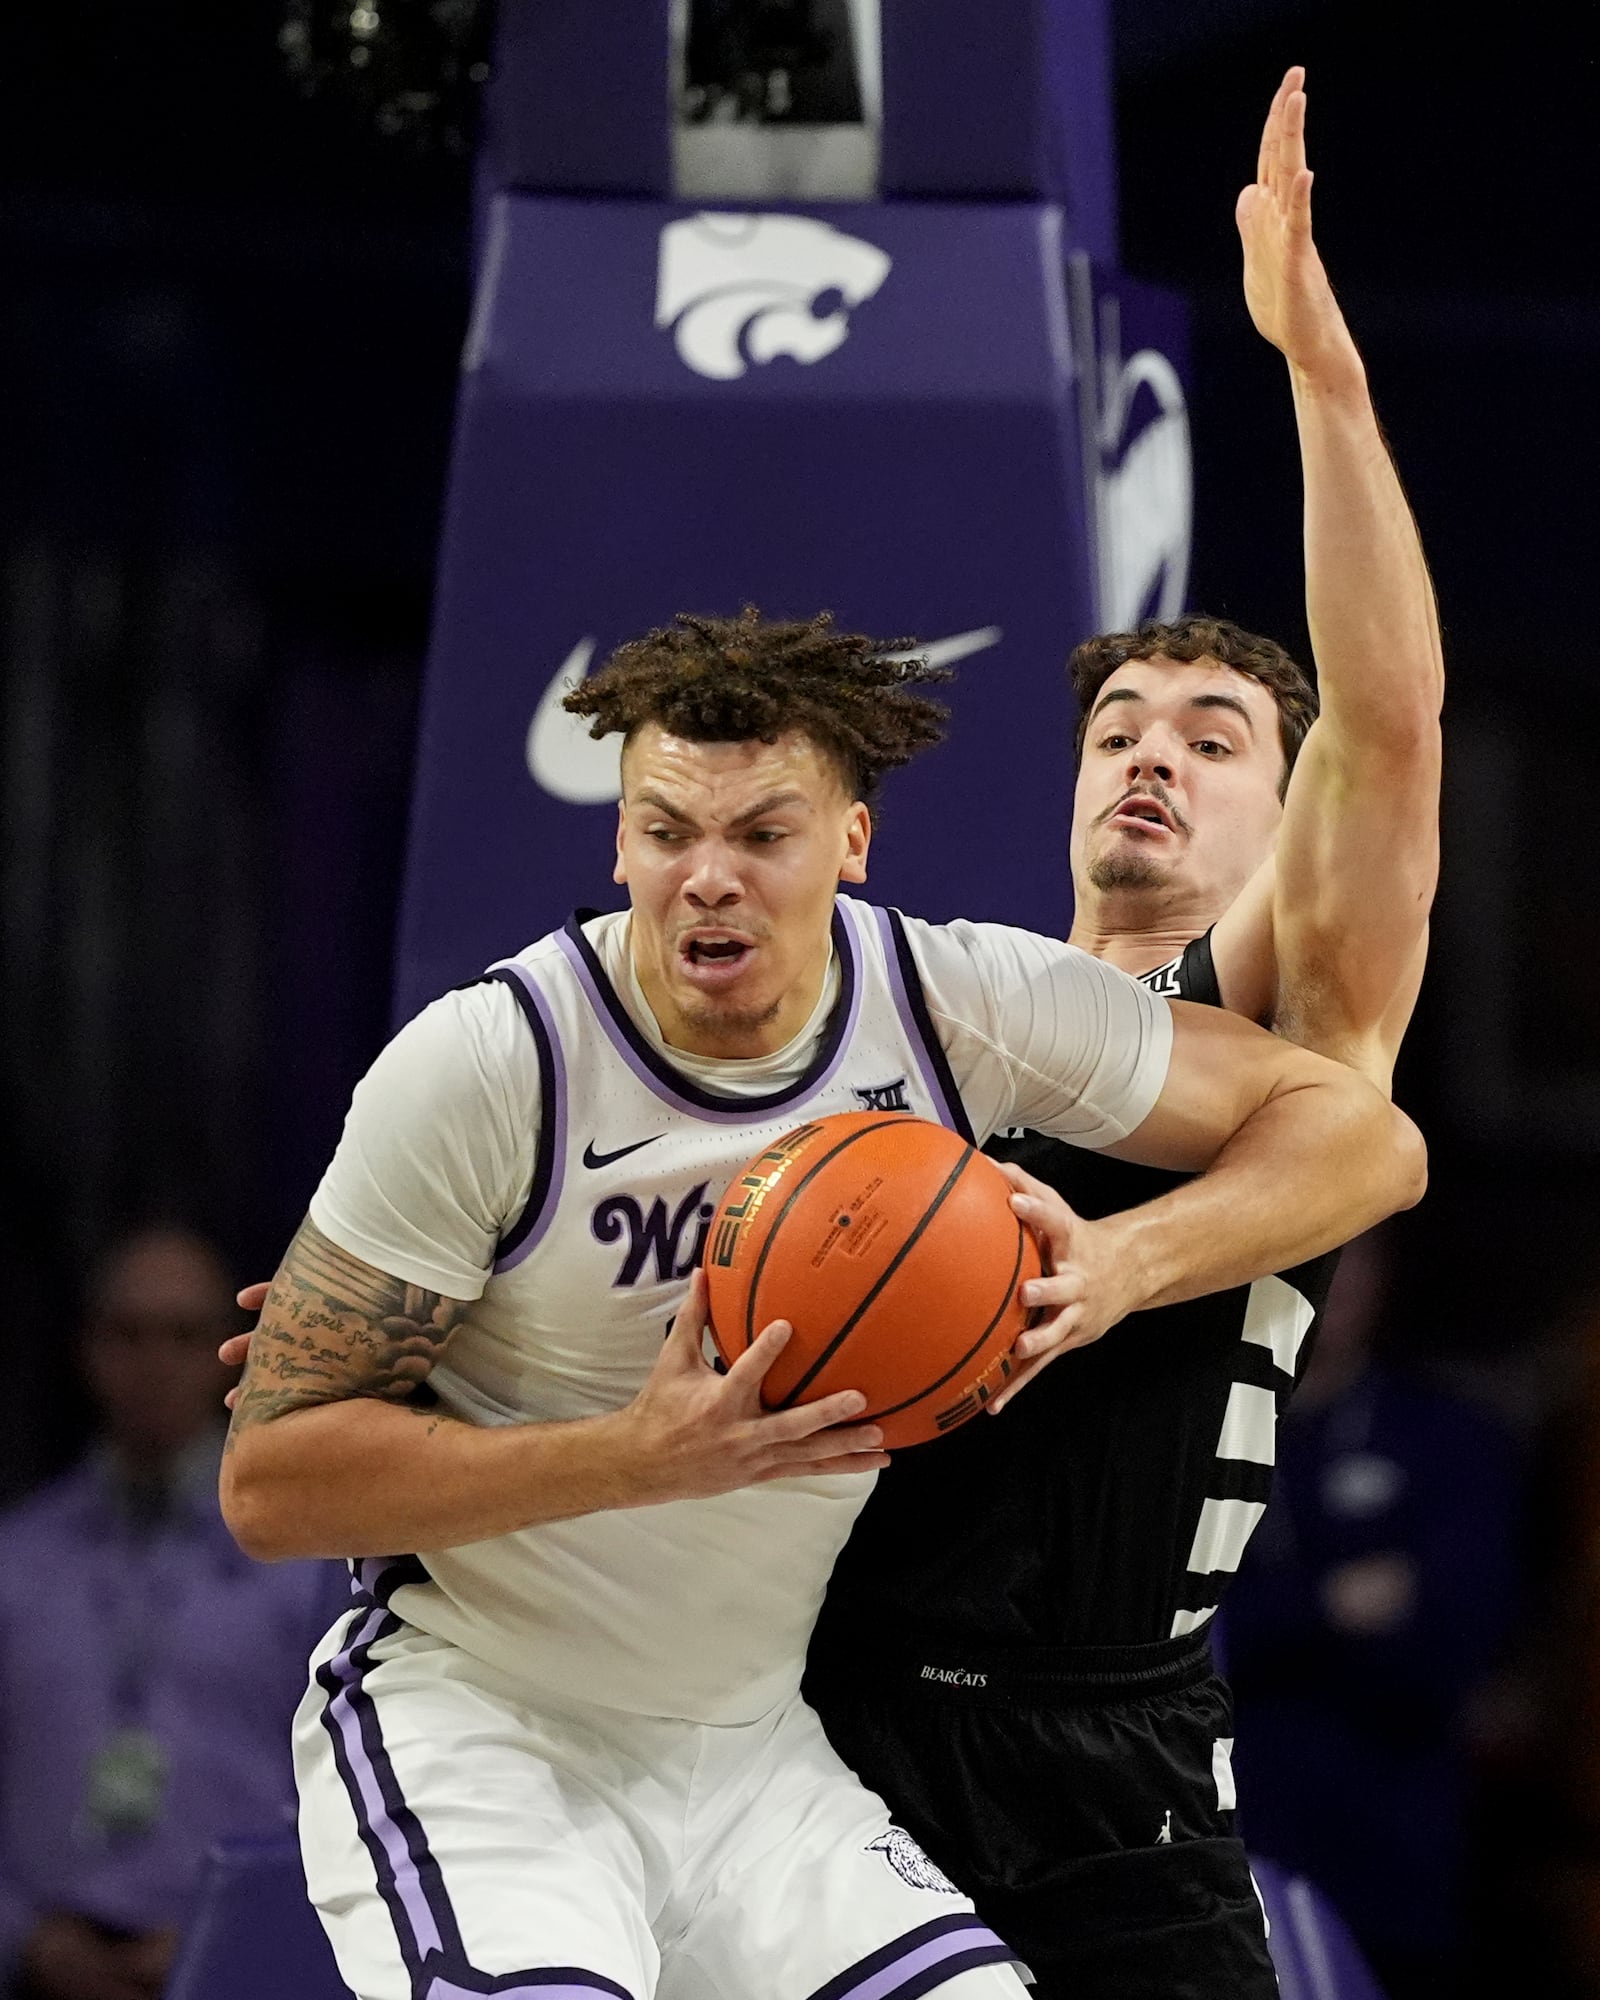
left=1232, top=1340, right=1294, bottom=1397
left=1207, top=1460, right=1277, bottom=1507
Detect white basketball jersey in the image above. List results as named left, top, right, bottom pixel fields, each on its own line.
left=388, top=899, right=991, bottom=1723
left=310, top=896, right=1170, bottom=1724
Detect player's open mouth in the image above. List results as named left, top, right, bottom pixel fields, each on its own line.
left=1107, top=794, right=1175, bottom=834
left=680, top=934, right=756, bottom=984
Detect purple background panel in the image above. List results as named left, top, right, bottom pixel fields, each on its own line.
left=396, top=196, right=1100, bottom=1019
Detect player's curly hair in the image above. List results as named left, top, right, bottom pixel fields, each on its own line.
left=562, top=606, right=951, bottom=806
left=1071, top=615, right=1319, bottom=798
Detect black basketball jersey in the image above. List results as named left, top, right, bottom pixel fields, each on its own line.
left=812, top=930, right=1339, bottom=1653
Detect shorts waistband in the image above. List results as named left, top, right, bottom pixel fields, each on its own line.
left=806, top=1626, right=1215, bottom=1706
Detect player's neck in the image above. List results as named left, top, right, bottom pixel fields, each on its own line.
left=1068, top=885, right=1221, bottom=978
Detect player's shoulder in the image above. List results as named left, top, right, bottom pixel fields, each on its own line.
left=892, top=910, right=1127, bottom=990
left=377, top=928, right=579, bottom=1106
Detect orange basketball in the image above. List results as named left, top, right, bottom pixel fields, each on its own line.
left=704, top=1111, right=1042, bottom=1449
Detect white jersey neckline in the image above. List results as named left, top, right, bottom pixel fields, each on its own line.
left=591, top=909, right=844, bottom=1102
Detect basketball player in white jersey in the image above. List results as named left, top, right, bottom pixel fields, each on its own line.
left=219, top=603, right=1423, bottom=2000
left=808, top=71, right=1446, bottom=2000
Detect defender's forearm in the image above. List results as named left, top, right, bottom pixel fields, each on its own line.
left=219, top=1397, right=642, bottom=1561
left=1292, top=366, right=1444, bottom=739
left=1108, top=1074, right=1424, bottom=1315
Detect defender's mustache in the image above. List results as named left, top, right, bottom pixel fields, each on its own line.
left=1095, top=785, right=1193, bottom=837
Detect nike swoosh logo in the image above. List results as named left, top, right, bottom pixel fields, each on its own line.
left=525, top=637, right=624, bottom=805
left=526, top=628, right=1003, bottom=803
left=880, top=626, right=1004, bottom=673
left=582, top=1135, right=665, bottom=1170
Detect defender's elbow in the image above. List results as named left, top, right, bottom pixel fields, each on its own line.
left=1388, top=1104, right=1429, bottom=1212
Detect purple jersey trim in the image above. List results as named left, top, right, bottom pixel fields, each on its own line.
left=872, top=909, right=973, bottom=1142
left=486, top=962, right=569, bottom=1273
left=805, top=1913, right=1017, bottom=2000
left=314, top=1606, right=636, bottom=2000
left=427, top=1981, right=633, bottom=1999
left=553, top=906, right=863, bottom=1124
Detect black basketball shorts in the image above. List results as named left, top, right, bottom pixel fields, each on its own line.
left=805, top=1629, right=1278, bottom=2000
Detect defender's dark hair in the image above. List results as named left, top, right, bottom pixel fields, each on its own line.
left=1071, top=615, right=1319, bottom=797
left=562, top=606, right=950, bottom=806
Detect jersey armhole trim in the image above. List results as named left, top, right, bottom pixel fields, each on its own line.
left=1178, top=927, right=1222, bottom=1009
left=480, top=965, right=566, bottom=1272
left=878, top=908, right=976, bottom=1143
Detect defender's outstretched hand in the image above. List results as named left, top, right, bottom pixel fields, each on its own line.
left=1236, top=67, right=1363, bottom=393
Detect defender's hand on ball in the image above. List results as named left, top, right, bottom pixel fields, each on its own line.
left=988, top=1164, right=1127, bottom=1412
left=621, top=1270, right=890, bottom=1497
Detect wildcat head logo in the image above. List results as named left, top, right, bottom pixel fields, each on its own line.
left=867, top=1827, right=960, bottom=1896
left=656, top=213, right=892, bottom=382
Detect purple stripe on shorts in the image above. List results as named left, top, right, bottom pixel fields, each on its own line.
left=872, top=907, right=962, bottom=1133
left=317, top=1607, right=446, bottom=1964
left=426, top=1979, right=633, bottom=2000
left=806, top=1914, right=1016, bottom=2000
left=316, top=1615, right=638, bottom=2000
left=490, top=961, right=568, bottom=1271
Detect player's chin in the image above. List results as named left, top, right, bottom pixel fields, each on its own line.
left=1086, top=844, right=1177, bottom=894
left=676, top=981, right=783, bottom=1036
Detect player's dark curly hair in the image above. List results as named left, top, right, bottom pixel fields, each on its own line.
left=562, top=606, right=951, bottom=806
left=1071, top=615, right=1319, bottom=798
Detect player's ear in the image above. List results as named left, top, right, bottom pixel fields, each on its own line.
left=839, top=802, right=871, bottom=885
left=613, top=801, right=628, bottom=886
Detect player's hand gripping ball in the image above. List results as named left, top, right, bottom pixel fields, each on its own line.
left=705, top=1112, right=1043, bottom=1448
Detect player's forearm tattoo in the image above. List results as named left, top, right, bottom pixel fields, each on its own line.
left=225, top=1217, right=468, bottom=1447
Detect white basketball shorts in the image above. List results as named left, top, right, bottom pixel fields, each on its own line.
left=295, top=1577, right=1030, bottom=2000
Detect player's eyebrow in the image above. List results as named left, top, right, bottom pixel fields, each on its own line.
left=630, top=787, right=812, bottom=830
left=1087, top=686, right=1147, bottom=724
left=726, top=790, right=813, bottom=829
left=1087, top=686, right=1256, bottom=732
left=632, top=788, right=696, bottom=824
left=1186, top=692, right=1256, bottom=732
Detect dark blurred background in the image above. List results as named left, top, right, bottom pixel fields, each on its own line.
left=0, top=0, right=1596, bottom=1990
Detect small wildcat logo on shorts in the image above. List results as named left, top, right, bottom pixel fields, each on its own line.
left=867, top=1827, right=960, bottom=1895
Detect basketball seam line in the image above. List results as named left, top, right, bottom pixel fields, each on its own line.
left=773, top=1143, right=977, bottom=1406
left=740, top=1117, right=913, bottom=1350
left=860, top=1212, right=1028, bottom=1425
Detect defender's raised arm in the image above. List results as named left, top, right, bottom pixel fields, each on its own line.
left=1216, top=67, right=1444, bottom=1083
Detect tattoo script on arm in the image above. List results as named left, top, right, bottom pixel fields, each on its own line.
left=225, top=1217, right=469, bottom=1449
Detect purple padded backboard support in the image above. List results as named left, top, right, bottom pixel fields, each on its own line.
left=879, top=0, right=1117, bottom=258
left=394, top=200, right=1191, bottom=1019
left=400, top=198, right=1076, bottom=1015
left=484, top=0, right=1117, bottom=257
left=400, top=3, right=1193, bottom=1021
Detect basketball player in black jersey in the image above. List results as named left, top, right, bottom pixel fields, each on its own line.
left=806, top=69, right=1444, bottom=2000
